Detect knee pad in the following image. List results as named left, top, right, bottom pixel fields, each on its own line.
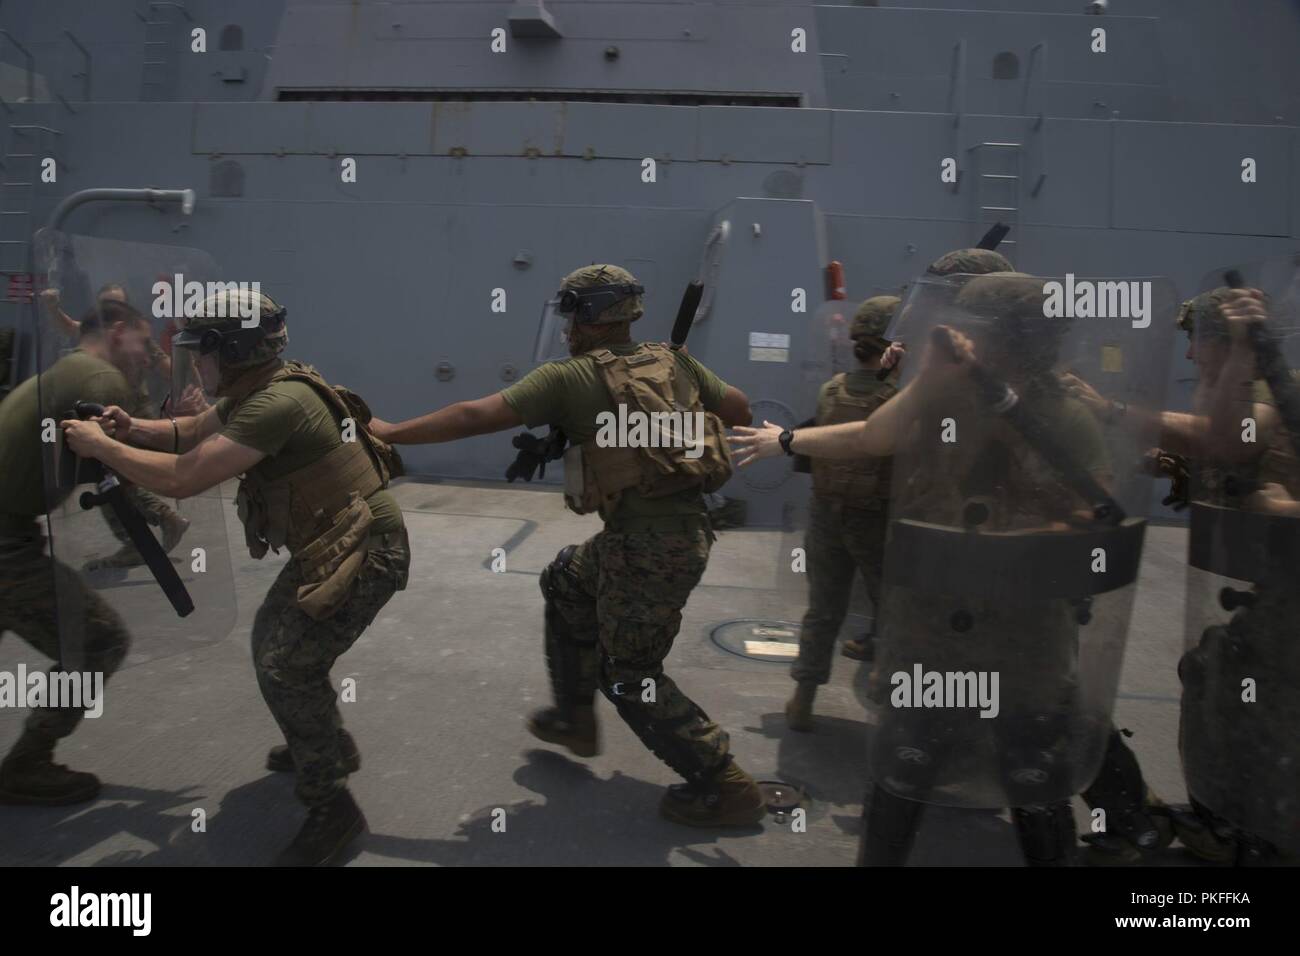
left=542, top=545, right=597, bottom=707
left=540, top=544, right=580, bottom=600
left=540, top=545, right=594, bottom=644
left=871, top=712, right=959, bottom=797
left=998, top=711, right=1073, bottom=805
left=1012, top=801, right=1077, bottom=866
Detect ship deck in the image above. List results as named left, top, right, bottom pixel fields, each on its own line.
left=0, top=479, right=1202, bottom=866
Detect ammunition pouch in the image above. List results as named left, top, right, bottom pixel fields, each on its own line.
left=294, top=491, right=375, bottom=620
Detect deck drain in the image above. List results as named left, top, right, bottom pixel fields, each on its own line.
left=758, top=780, right=806, bottom=822
left=710, top=619, right=802, bottom=662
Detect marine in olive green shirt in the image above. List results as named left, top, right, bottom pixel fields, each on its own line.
left=215, top=381, right=403, bottom=535
left=0, top=350, right=133, bottom=520
left=500, top=343, right=730, bottom=524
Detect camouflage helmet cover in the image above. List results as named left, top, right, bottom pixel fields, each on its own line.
left=955, top=272, right=1047, bottom=320
left=1177, top=288, right=1233, bottom=342
left=559, top=264, right=644, bottom=325
left=176, top=285, right=288, bottom=369
left=954, top=272, right=1067, bottom=367
left=927, top=248, right=1015, bottom=278
left=850, top=295, right=901, bottom=345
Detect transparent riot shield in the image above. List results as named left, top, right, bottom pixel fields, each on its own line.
left=1180, top=255, right=1300, bottom=854
left=803, top=298, right=858, bottom=393
left=870, top=271, right=1178, bottom=809
left=33, top=229, right=237, bottom=670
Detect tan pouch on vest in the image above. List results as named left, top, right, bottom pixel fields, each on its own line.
left=293, top=491, right=375, bottom=620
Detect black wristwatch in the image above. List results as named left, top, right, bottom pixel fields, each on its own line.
left=778, top=429, right=795, bottom=456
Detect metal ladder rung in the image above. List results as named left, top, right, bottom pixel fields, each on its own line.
left=981, top=173, right=1019, bottom=180
left=980, top=142, right=1022, bottom=148
left=981, top=205, right=1017, bottom=212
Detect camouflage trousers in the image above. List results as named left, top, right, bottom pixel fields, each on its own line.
left=792, top=495, right=887, bottom=685
left=0, top=528, right=131, bottom=757
left=251, top=532, right=409, bottom=807
left=545, top=524, right=731, bottom=785
left=871, top=589, right=1084, bottom=807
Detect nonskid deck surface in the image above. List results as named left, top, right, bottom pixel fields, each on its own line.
left=0, top=480, right=1197, bottom=866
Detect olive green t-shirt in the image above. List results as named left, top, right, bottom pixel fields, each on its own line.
left=500, top=343, right=729, bottom=522
left=0, top=350, right=133, bottom=519
left=897, top=384, right=1110, bottom=526
left=1249, top=371, right=1300, bottom=407
left=215, top=380, right=402, bottom=534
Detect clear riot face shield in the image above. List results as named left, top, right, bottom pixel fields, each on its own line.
left=533, top=297, right=572, bottom=364
left=34, top=229, right=237, bottom=670
left=870, top=272, right=1177, bottom=809
left=533, top=281, right=647, bottom=364
left=804, top=298, right=859, bottom=394
left=1180, top=255, right=1300, bottom=854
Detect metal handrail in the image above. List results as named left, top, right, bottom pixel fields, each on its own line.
left=0, top=31, right=35, bottom=103
left=63, top=30, right=92, bottom=102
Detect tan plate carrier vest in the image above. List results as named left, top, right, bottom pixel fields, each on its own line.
left=228, top=360, right=402, bottom=619
left=810, top=373, right=895, bottom=505
left=563, top=344, right=733, bottom=516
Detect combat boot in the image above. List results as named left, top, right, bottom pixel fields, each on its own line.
left=1164, top=803, right=1238, bottom=864
left=160, top=511, right=190, bottom=553
left=266, top=729, right=361, bottom=774
left=526, top=704, right=599, bottom=758
left=0, top=740, right=101, bottom=806
left=707, top=496, right=748, bottom=530
left=83, top=542, right=145, bottom=571
left=841, top=634, right=874, bottom=661
left=659, top=762, right=767, bottom=827
left=784, top=681, right=817, bottom=732
left=274, top=789, right=367, bottom=867
left=1081, top=789, right=1176, bottom=866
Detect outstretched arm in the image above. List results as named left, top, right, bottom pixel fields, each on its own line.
left=371, top=393, right=525, bottom=445
left=91, top=402, right=223, bottom=453
left=729, top=332, right=958, bottom=467
left=61, top=420, right=264, bottom=499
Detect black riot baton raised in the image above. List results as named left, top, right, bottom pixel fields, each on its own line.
left=931, top=327, right=1126, bottom=526
left=670, top=280, right=704, bottom=351
left=69, top=401, right=195, bottom=616
left=975, top=222, right=1011, bottom=251
left=1223, top=269, right=1300, bottom=444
